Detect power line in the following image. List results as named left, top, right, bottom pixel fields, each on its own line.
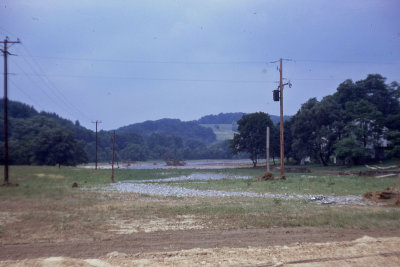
left=11, top=47, right=93, bottom=124
left=15, top=73, right=279, bottom=84
left=17, top=55, right=268, bottom=65
left=20, top=44, right=93, bottom=122
left=12, top=60, right=75, bottom=116
left=0, top=27, right=17, bottom=40
left=9, top=79, right=46, bottom=111
left=13, top=59, right=94, bottom=126
left=17, top=54, right=400, bottom=65
left=294, top=59, right=400, bottom=65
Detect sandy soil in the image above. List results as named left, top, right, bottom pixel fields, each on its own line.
left=1, top=226, right=400, bottom=266
left=1, top=234, right=400, bottom=266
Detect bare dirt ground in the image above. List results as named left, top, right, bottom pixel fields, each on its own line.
left=1, top=191, right=400, bottom=266
left=1, top=231, right=400, bottom=266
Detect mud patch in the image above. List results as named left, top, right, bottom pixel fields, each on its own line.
left=107, top=215, right=206, bottom=234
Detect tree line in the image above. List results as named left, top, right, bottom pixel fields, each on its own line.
left=231, top=74, right=400, bottom=166
left=0, top=102, right=235, bottom=165
left=1, top=73, right=398, bottom=167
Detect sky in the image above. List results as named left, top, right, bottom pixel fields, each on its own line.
left=1, top=0, right=399, bottom=130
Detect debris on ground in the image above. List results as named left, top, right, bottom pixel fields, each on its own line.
left=163, top=154, right=186, bottom=166
left=72, top=182, right=78, bottom=188
left=364, top=187, right=400, bottom=205
left=258, top=172, right=275, bottom=181
left=365, top=164, right=400, bottom=170
left=357, top=170, right=399, bottom=177
left=257, top=172, right=286, bottom=181
left=376, top=173, right=398, bottom=178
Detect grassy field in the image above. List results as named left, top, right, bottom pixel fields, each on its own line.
left=3, top=165, right=397, bottom=197
left=169, top=172, right=399, bottom=196
left=0, top=165, right=399, bottom=246
left=200, top=124, right=235, bottom=141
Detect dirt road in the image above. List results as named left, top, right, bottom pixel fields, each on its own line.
left=1, top=227, right=400, bottom=266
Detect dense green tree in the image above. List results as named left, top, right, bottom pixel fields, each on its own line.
left=147, top=133, right=184, bottom=159
left=290, top=74, right=399, bottom=166
left=334, top=137, right=371, bottom=166
left=208, top=140, right=234, bottom=159
left=344, top=99, right=384, bottom=148
left=119, top=143, right=149, bottom=161
left=231, top=112, right=275, bottom=167
left=386, top=130, right=400, bottom=158
left=4, top=116, right=88, bottom=165
left=290, top=98, right=319, bottom=163
left=291, top=96, right=347, bottom=165
left=32, top=128, right=88, bottom=165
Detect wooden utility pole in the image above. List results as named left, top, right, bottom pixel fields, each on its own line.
left=271, top=58, right=292, bottom=179
left=266, top=126, right=270, bottom=172
left=279, top=58, right=285, bottom=179
left=92, top=120, right=102, bottom=170
left=111, top=130, right=115, bottom=183
left=1, top=37, right=20, bottom=186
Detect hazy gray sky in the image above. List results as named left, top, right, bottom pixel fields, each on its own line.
left=1, top=0, right=399, bottom=130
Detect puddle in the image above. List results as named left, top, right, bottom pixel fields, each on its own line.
left=123, top=159, right=253, bottom=170
left=128, top=173, right=251, bottom=183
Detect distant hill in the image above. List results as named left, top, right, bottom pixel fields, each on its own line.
left=1, top=101, right=293, bottom=163
left=198, top=112, right=291, bottom=125
left=117, top=118, right=216, bottom=144
left=200, top=124, right=236, bottom=142
left=0, top=99, right=95, bottom=143
left=198, top=112, right=245, bottom=124
left=197, top=112, right=292, bottom=142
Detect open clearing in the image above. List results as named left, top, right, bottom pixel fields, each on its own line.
left=1, top=164, right=400, bottom=266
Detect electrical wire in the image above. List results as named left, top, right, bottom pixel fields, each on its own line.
left=9, top=79, right=45, bottom=111
left=16, top=72, right=280, bottom=84
left=18, top=44, right=94, bottom=122
left=12, top=60, right=77, bottom=117
left=17, top=54, right=268, bottom=65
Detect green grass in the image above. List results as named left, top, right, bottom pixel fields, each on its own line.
left=1, top=166, right=397, bottom=199
left=118, top=197, right=400, bottom=229
left=166, top=172, right=398, bottom=196
left=297, top=159, right=400, bottom=171
left=1, top=165, right=399, bottom=233
left=0, top=166, right=227, bottom=199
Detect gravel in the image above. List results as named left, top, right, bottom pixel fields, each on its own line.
left=108, top=173, right=369, bottom=206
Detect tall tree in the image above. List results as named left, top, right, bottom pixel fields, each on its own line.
left=231, top=112, right=275, bottom=167
left=344, top=99, right=384, bottom=148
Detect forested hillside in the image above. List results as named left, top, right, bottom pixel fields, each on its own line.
left=197, top=112, right=291, bottom=125
left=117, top=118, right=216, bottom=144
left=0, top=101, right=89, bottom=165
left=0, top=100, right=235, bottom=165
left=198, top=113, right=245, bottom=124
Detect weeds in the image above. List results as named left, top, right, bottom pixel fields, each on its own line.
left=60, top=216, right=68, bottom=230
